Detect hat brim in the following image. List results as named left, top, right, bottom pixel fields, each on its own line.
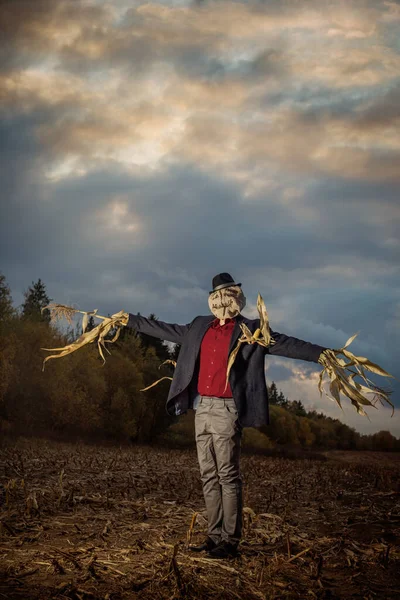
left=209, top=282, right=242, bottom=294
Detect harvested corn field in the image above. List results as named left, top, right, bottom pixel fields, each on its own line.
left=1, top=439, right=399, bottom=599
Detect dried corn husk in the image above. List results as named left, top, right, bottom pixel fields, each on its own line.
left=44, top=303, right=81, bottom=325
left=140, top=360, right=177, bottom=392
left=318, top=334, right=394, bottom=416
left=225, top=294, right=275, bottom=391
left=41, top=304, right=128, bottom=371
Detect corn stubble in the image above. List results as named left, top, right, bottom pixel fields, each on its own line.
left=0, top=439, right=399, bottom=599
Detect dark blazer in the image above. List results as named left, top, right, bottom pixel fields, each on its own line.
left=127, top=313, right=326, bottom=428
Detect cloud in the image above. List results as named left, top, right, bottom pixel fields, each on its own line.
left=0, top=0, right=399, bottom=429
left=2, top=2, right=400, bottom=190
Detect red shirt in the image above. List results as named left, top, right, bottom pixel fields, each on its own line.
left=198, top=318, right=235, bottom=397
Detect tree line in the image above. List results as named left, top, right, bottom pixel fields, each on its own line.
left=0, top=273, right=399, bottom=452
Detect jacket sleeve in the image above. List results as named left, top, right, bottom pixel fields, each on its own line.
left=268, top=329, right=326, bottom=363
left=127, top=313, right=191, bottom=344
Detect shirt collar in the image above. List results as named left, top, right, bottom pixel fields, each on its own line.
left=211, top=317, right=235, bottom=329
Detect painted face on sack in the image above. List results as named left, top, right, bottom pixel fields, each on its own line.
left=208, top=285, right=246, bottom=320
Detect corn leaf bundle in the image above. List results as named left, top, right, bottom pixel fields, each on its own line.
left=41, top=304, right=129, bottom=370
left=140, top=360, right=177, bottom=392
left=317, top=334, right=394, bottom=416
left=225, top=294, right=275, bottom=391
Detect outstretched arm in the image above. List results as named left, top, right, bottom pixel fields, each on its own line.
left=231, top=294, right=393, bottom=417
left=127, top=313, right=191, bottom=345
left=268, top=329, right=326, bottom=363
left=265, top=327, right=393, bottom=416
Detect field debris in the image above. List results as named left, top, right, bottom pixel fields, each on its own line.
left=0, top=439, right=399, bottom=599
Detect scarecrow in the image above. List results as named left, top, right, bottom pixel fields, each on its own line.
left=42, top=273, right=393, bottom=559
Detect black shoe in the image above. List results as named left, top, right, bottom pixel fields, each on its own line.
left=189, top=537, right=218, bottom=552
left=207, top=541, right=238, bottom=559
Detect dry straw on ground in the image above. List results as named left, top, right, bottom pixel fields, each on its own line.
left=1, top=439, right=399, bottom=599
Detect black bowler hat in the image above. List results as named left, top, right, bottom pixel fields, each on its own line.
left=210, top=273, right=241, bottom=293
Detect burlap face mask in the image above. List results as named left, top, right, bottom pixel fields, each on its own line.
left=208, top=285, right=246, bottom=320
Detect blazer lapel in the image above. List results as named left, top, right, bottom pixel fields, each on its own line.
left=229, top=315, right=244, bottom=354
left=197, top=315, right=214, bottom=341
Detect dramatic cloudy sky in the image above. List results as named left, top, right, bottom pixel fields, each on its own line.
left=1, top=0, right=399, bottom=435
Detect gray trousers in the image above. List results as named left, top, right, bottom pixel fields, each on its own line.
left=194, top=396, right=243, bottom=545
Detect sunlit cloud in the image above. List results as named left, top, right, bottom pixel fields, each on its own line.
left=1, top=0, right=399, bottom=435
left=2, top=1, right=400, bottom=188
left=95, top=197, right=141, bottom=233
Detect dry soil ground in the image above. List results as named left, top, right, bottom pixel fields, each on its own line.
left=0, top=439, right=399, bottom=600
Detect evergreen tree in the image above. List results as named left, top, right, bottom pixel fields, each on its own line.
left=268, top=381, right=279, bottom=404
left=289, top=400, right=307, bottom=417
left=86, top=315, right=96, bottom=332
left=22, top=278, right=51, bottom=322
left=277, top=390, right=289, bottom=408
left=0, top=273, right=14, bottom=321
